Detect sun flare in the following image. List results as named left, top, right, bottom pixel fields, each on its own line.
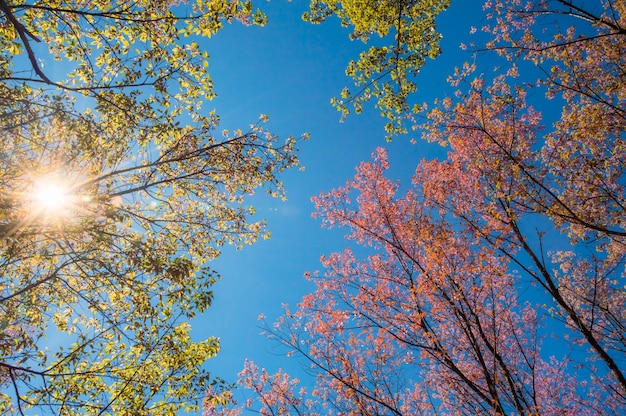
left=35, top=184, right=68, bottom=208
left=31, top=177, right=73, bottom=215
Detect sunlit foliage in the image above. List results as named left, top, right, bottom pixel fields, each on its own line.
left=0, top=0, right=299, bottom=414
left=303, top=0, right=450, bottom=139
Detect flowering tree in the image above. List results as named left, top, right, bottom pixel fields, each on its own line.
left=213, top=0, right=625, bottom=414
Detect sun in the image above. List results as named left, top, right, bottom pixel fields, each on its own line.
left=35, top=183, right=69, bottom=209
left=31, top=176, right=74, bottom=216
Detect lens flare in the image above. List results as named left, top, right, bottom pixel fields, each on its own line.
left=35, top=184, right=68, bottom=209
left=31, top=176, right=73, bottom=216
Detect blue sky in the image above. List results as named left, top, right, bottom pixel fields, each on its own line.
left=190, top=0, right=486, bottom=392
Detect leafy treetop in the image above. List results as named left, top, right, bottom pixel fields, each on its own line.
left=304, top=0, right=450, bottom=139
left=0, top=0, right=300, bottom=414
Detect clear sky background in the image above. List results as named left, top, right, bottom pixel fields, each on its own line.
left=188, top=0, right=486, bottom=395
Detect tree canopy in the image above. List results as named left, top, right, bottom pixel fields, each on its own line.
left=0, top=0, right=299, bottom=414
left=211, top=0, right=626, bottom=414
left=304, top=0, right=450, bottom=139
left=2, top=0, right=625, bottom=414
